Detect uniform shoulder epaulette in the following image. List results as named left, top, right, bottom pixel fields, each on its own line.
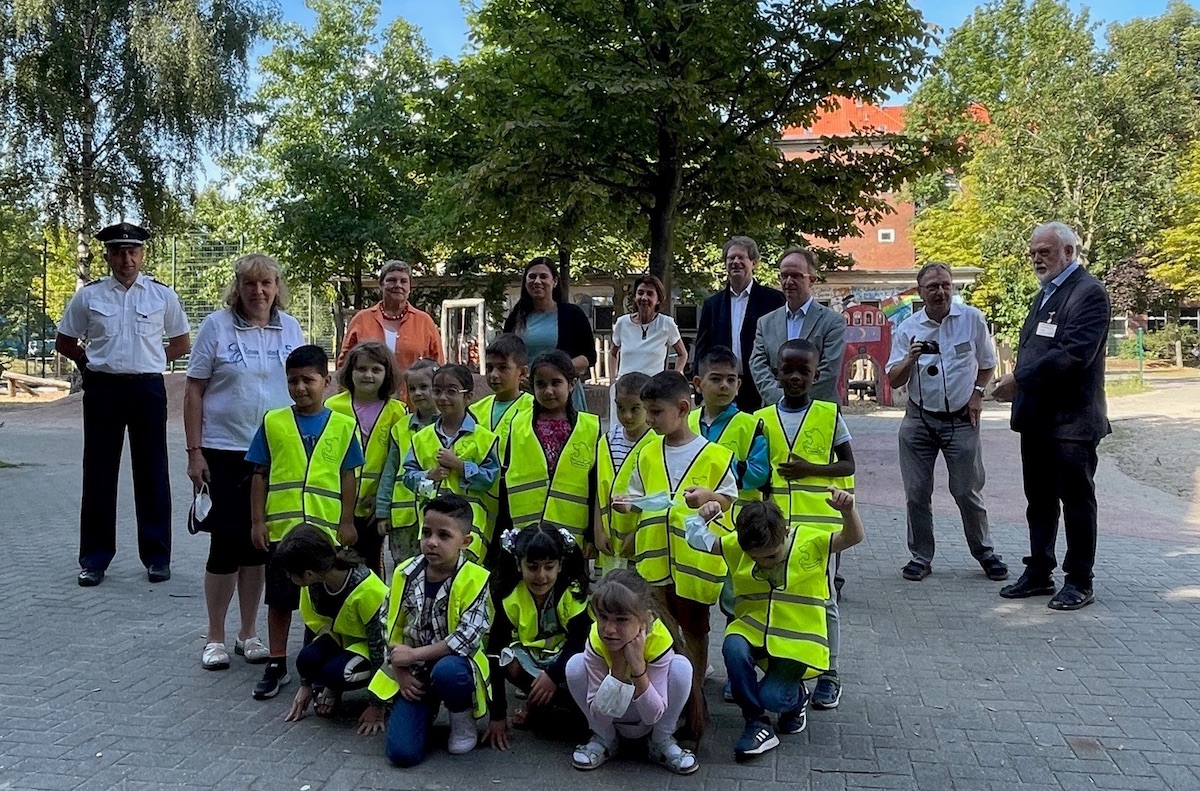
left=83, top=278, right=104, bottom=287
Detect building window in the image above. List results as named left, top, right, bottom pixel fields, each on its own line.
left=878, top=229, right=895, bottom=243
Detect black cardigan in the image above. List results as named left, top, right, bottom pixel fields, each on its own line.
left=504, top=302, right=597, bottom=367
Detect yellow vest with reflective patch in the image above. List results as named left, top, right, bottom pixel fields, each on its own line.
left=467, top=392, right=532, bottom=526
left=688, top=408, right=764, bottom=520
left=298, top=569, right=389, bottom=658
left=587, top=617, right=674, bottom=667
left=505, top=411, right=600, bottom=546
left=367, top=557, right=491, bottom=717
left=501, top=582, right=588, bottom=663
left=633, top=436, right=732, bottom=604
left=722, top=528, right=832, bottom=677
left=597, top=428, right=655, bottom=565
left=263, top=407, right=356, bottom=543
left=387, top=416, right=428, bottom=531
left=326, top=392, right=408, bottom=518
left=410, top=423, right=499, bottom=562
left=755, top=401, right=855, bottom=533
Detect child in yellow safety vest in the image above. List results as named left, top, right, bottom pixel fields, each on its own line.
left=247, top=345, right=364, bottom=702
left=482, top=523, right=592, bottom=750
left=503, top=351, right=602, bottom=551
left=611, top=370, right=738, bottom=686
left=400, top=365, right=500, bottom=563
left=275, top=525, right=388, bottom=732
left=376, top=358, right=439, bottom=566
left=362, top=495, right=493, bottom=766
left=566, top=569, right=702, bottom=775
left=327, top=341, right=407, bottom=575
left=754, top=338, right=855, bottom=711
left=595, top=371, right=654, bottom=572
left=685, top=492, right=863, bottom=761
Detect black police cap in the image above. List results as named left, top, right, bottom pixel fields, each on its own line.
left=95, top=222, right=150, bottom=248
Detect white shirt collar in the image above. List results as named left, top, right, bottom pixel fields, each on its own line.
left=729, top=279, right=754, bottom=299
left=107, top=272, right=148, bottom=291
left=918, top=301, right=961, bottom=325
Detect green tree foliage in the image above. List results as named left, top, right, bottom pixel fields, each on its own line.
left=1152, top=141, right=1200, bottom=301
left=909, top=0, right=1200, bottom=336
left=0, top=184, right=43, bottom=356
left=0, top=0, right=271, bottom=284
left=445, top=0, right=953, bottom=297
left=234, top=0, right=435, bottom=309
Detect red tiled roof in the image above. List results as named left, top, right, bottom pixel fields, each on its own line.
left=782, top=99, right=907, bottom=139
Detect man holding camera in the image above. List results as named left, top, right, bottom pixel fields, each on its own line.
left=885, top=263, right=1007, bottom=583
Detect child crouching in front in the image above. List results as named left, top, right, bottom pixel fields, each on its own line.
left=362, top=494, right=492, bottom=767
left=276, top=525, right=388, bottom=731
left=686, top=490, right=864, bottom=761
left=483, top=523, right=592, bottom=750
left=566, top=569, right=701, bottom=775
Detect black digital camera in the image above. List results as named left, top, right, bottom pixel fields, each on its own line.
left=915, top=339, right=940, bottom=355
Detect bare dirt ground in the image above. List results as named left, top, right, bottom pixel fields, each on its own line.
left=1101, top=382, right=1200, bottom=501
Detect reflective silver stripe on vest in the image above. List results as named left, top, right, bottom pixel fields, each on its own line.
left=304, top=486, right=342, bottom=500
left=738, top=591, right=828, bottom=607
left=640, top=515, right=669, bottom=527
left=268, top=481, right=305, bottom=493
left=637, top=547, right=670, bottom=561
left=265, top=509, right=305, bottom=522
left=551, top=491, right=589, bottom=506
left=362, top=471, right=382, bottom=481
left=673, top=560, right=725, bottom=584
left=542, top=519, right=583, bottom=538
left=790, top=514, right=842, bottom=526
left=741, top=615, right=829, bottom=647
left=507, top=481, right=545, bottom=495
left=787, top=483, right=831, bottom=493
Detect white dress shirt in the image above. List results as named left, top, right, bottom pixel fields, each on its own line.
left=58, top=272, right=190, bottom=374
left=886, top=301, right=997, bottom=413
left=186, top=307, right=306, bottom=450
left=785, top=295, right=815, bottom=341
left=728, top=280, right=754, bottom=364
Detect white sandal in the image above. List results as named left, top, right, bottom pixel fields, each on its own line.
left=648, top=738, right=699, bottom=775
left=572, top=733, right=616, bottom=770
left=202, top=642, right=230, bottom=670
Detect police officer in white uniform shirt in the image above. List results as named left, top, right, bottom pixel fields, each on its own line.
left=885, top=263, right=1008, bottom=584
left=55, top=222, right=191, bottom=587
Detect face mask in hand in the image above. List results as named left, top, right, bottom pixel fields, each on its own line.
left=625, top=492, right=675, bottom=511
left=416, top=476, right=437, bottom=499
left=593, top=673, right=636, bottom=718
left=193, top=485, right=212, bottom=522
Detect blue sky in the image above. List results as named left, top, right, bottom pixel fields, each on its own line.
left=275, top=0, right=1176, bottom=62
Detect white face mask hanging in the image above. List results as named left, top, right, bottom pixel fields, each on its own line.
left=593, top=673, right=636, bottom=718
left=188, top=483, right=213, bottom=535
left=624, top=492, right=675, bottom=512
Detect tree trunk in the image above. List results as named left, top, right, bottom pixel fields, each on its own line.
left=74, top=191, right=95, bottom=290
left=648, top=197, right=679, bottom=309
left=557, top=243, right=572, bottom=301
left=353, top=257, right=364, bottom=310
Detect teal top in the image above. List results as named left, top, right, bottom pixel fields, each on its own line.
left=523, top=311, right=559, bottom=361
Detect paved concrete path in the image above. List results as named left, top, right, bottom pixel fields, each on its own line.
left=2, top=387, right=1199, bottom=791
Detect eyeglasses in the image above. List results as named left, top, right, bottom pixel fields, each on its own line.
left=432, top=388, right=469, bottom=397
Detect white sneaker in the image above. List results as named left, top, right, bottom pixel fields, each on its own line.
left=447, top=710, right=478, bottom=755
left=235, top=636, right=270, bottom=664
left=202, top=642, right=230, bottom=670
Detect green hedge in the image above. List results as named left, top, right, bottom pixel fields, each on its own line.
left=1115, top=323, right=1199, bottom=361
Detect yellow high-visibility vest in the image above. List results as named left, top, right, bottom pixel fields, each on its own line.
left=632, top=435, right=733, bottom=604
left=597, top=428, right=655, bottom=565
left=326, top=392, right=408, bottom=518
left=262, top=407, right=357, bottom=543
left=368, top=556, right=491, bottom=718
left=755, top=400, right=855, bottom=533
left=689, top=407, right=765, bottom=519
left=505, top=411, right=600, bottom=547
left=387, top=416, right=426, bottom=531
left=410, top=423, right=499, bottom=562
left=298, top=569, right=389, bottom=658
left=501, top=582, right=588, bottom=663
left=722, top=528, right=832, bottom=677
left=467, top=392, right=532, bottom=526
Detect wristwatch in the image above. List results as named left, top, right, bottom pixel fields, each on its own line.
left=973, top=385, right=986, bottom=395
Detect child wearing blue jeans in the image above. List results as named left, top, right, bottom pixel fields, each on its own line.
left=361, top=494, right=492, bottom=766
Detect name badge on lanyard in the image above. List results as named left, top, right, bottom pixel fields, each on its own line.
left=1036, top=311, right=1058, bottom=339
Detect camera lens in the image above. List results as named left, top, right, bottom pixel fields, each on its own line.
left=927, top=365, right=939, bottom=376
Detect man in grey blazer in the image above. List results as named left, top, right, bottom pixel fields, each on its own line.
left=750, top=247, right=847, bottom=405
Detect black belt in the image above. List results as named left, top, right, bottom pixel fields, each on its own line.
left=909, top=401, right=969, bottom=420
left=86, top=369, right=163, bottom=381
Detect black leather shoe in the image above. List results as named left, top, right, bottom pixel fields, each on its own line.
left=77, top=569, right=104, bottom=587
left=980, top=555, right=1010, bottom=581
left=147, top=564, right=171, bottom=583
left=998, top=571, right=1055, bottom=599
left=1048, top=584, right=1094, bottom=611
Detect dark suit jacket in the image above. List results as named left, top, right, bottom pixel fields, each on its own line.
left=692, top=281, right=785, bottom=412
left=1012, top=266, right=1112, bottom=442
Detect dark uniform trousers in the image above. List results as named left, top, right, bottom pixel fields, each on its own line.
left=1019, top=433, right=1099, bottom=588
left=79, top=371, right=172, bottom=571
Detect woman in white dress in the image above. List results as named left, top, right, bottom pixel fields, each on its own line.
left=609, top=275, right=688, bottom=403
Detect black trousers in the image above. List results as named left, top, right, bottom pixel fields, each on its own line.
left=79, top=371, right=172, bottom=571
left=1019, top=432, right=1098, bottom=588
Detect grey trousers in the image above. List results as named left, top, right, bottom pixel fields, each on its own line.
left=899, top=402, right=995, bottom=566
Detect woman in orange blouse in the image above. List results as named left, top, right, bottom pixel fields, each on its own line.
left=337, top=260, right=444, bottom=399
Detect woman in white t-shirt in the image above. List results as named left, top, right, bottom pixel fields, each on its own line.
left=610, top=276, right=688, bottom=411
left=182, top=254, right=306, bottom=672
